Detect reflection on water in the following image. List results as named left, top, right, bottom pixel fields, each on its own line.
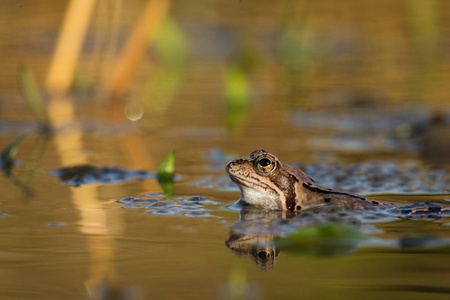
left=226, top=232, right=280, bottom=271
left=225, top=208, right=286, bottom=271
left=1, top=127, right=448, bottom=298
left=1, top=139, right=449, bottom=299
left=225, top=204, right=450, bottom=271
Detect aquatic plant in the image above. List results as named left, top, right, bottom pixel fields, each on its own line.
left=157, top=150, right=175, bottom=195
left=142, top=16, right=190, bottom=113
left=0, top=134, right=28, bottom=174
left=0, top=133, right=36, bottom=197
left=19, top=67, right=51, bottom=132
left=224, top=64, right=251, bottom=133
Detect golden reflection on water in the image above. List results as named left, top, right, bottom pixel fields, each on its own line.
left=47, top=96, right=121, bottom=296
left=46, top=94, right=161, bottom=298
left=42, top=0, right=168, bottom=294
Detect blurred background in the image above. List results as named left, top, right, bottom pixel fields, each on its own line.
left=1, top=0, right=449, bottom=164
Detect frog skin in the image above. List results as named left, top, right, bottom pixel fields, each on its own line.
left=226, top=149, right=449, bottom=216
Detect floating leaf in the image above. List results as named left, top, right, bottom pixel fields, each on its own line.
left=275, top=224, right=365, bottom=256
left=50, top=165, right=154, bottom=187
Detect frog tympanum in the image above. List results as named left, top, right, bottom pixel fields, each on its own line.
left=226, top=149, right=448, bottom=216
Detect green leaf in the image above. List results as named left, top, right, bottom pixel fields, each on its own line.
left=157, top=150, right=175, bottom=180
left=158, top=180, right=174, bottom=197
left=157, top=151, right=175, bottom=195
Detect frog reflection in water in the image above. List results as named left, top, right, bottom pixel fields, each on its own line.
left=225, top=150, right=449, bottom=269
left=226, top=230, right=279, bottom=271
left=225, top=205, right=368, bottom=270
left=225, top=208, right=285, bottom=271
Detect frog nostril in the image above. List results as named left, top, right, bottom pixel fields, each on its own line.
left=233, top=159, right=247, bottom=165
left=226, top=159, right=246, bottom=172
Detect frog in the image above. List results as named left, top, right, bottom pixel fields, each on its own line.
left=226, top=149, right=449, bottom=217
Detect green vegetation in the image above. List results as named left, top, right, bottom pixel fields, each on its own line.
left=224, top=65, right=251, bottom=133
left=143, top=17, right=189, bottom=112
left=0, top=134, right=28, bottom=174
left=18, top=67, right=50, bottom=131
left=157, top=150, right=175, bottom=195
left=279, top=27, right=317, bottom=104
left=0, top=133, right=38, bottom=198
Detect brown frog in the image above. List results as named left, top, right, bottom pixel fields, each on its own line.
left=226, top=149, right=448, bottom=216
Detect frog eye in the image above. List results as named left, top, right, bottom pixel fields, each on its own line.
left=254, top=155, right=277, bottom=175
left=252, top=247, right=279, bottom=270
left=256, top=249, right=273, bottom=260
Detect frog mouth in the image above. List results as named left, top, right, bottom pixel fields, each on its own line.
left=229, top=175, right=272, bottom=192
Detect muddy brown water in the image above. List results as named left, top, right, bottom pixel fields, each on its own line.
left=1, top=1, right=450, bottom=299
left=0, top=119, right=448, bottom=299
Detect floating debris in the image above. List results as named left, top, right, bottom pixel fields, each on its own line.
left=50, top=165, right=154, bottom=187
left=300, top=162, right=450, bottom=194
left=117, top=195, right=221, bottom=218
left=399, top=234, right=450, bottom=249
left=46, top=222, right=66, bottom=228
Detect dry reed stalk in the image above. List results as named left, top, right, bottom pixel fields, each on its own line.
left=105, top=0, right=171, bottom=96
left=45, top=0, right=97, bottom=93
